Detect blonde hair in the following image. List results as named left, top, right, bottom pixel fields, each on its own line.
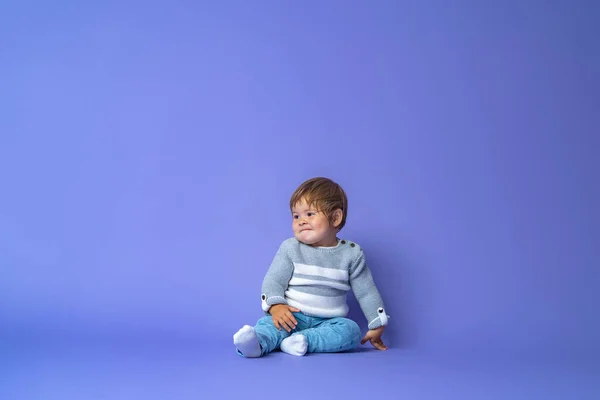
left=289, top=177, right=348, bottom=231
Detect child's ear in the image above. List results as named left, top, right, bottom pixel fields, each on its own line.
left=331, top=209, right=343, bottom=228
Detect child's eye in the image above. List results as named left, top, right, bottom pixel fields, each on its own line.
left=307, top=213, right=314, bottom=217
left=293, top=215, right=299, bottom=219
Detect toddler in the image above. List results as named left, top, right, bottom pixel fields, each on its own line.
left=233, top=177, right=390, bottom=357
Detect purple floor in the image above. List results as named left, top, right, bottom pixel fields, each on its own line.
left=3, top=337, right=599, bottom=400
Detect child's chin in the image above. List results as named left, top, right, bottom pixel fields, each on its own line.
left=295, top=235, right=317, bottom=245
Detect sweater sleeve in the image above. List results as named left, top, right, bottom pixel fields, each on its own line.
left=349, top=252, right=390, bottom=329
left=260, top=241, right=294, bottom=312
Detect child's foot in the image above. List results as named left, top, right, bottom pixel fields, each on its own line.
left=233, top=325, right=262, bottom=358
left=280, top=334, right=308, bottom=356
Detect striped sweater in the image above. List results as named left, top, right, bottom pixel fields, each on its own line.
left=261, top=237, right=390, bottom=330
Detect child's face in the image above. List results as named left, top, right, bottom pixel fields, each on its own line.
left=291, top=199, right=339, bottom=247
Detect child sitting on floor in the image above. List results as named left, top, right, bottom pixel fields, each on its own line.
left=233, top=177, right=390, bottom=357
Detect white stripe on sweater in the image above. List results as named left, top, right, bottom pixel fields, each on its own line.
left=285, top=288, right=347, bottom=308
left=292, top=262, right=348, bottom=281
left=288, top=276, right=351, bottom=291
left=285, top=288, right=349, bottom=318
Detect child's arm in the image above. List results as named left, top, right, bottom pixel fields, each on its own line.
left=349, top=251, right=390, bottom=331
left=349, top=252, right=390, bottom=350
left=260, top=241, right=294, bottom=313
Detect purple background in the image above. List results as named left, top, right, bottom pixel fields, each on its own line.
left=1, top=1, right=599, bottom=398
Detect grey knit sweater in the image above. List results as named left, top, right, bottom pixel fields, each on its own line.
left=261, top=237, right=390, bottom=330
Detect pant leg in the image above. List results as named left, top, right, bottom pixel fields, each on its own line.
left=254, top=312, right=309, bottom=356
left=299, top=317, right=362, bottom=353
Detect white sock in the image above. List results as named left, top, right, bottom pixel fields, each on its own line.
left=233, top=325, right=262, bottom=358
left=280, top=334, right=308, bottom=356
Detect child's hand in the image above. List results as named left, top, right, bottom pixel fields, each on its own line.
left=361, top=326, right=388, bottom=351
left=269, top=304, right=301, bottom=332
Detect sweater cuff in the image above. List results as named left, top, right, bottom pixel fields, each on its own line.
left=261, top=294, right=287, bottom=312
left=367, top=307, right=390, bottom=329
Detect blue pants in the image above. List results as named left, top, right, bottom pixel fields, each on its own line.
left=253, top=312, right=361, bottom=356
